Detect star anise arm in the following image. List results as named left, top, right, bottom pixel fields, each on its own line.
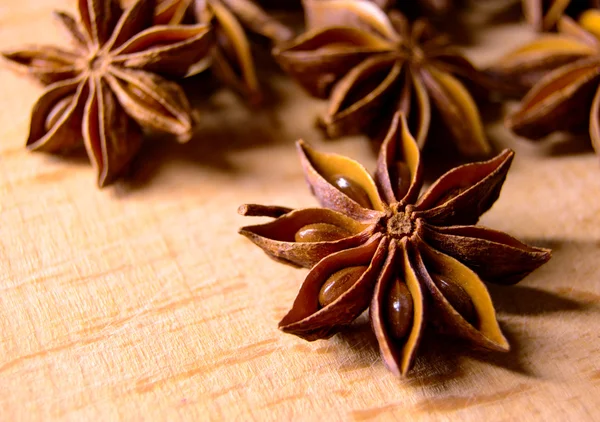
left=279, top=234, right=388, bottom=341
left=484, top=34, right=597, bottom=97
left=1, top=46, right=82, bottom=86
left=371, top=239, right=426, bottom=376
left=419, top=66, right=490, bottom=157
left=374, top=112, right=423, bottom=205
left=196, top=1, right=261, bottom=101
left=273, top=27, right=394, bottom=98
left=26, top=78, right=88, bottom=153
left=82, top=77, right=143, bottom=187
left=78, top=0, right=123, bottom=46
left=238, top=207, right=376, bottom=268
left=104, top=0, right=155, bottom=51
left=153, top=0, right=192, bottom=24
left=53, top=11, right=90, bottom=48
left=238, top=204, right=294, bottom=218
left=401, top=70, right=431, bottom=149
left=220, top=0, right=294, bottom=42
left=414, top=239, right=510, bottom=352
left=414, top=149, right=514, bottom=226
left=111, top=24, right=214, bottom=78
left=297, top=140, right=386, bottom=221
left=417, top=222, right=551, bottom=285
left=320, top=56, right=402, bottom=138
left=304, top=0, right=399, bottom=40
left=507, top=56, right=600, bottom=140
left=523, top=0, right=572, bottom=32
left=106, top=67, right=194, bottom=142
left=590, top=85, right=600, bottom=155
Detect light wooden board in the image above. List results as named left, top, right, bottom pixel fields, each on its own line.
left=0, top=1, right=599, bottom=420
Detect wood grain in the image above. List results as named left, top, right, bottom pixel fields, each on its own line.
left=0, top=1, right=599, bottom=420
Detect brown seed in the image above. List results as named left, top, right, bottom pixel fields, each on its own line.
left=432, top=274, right=477, bottom=325
left=392, top=162, right=411, bottom=199
left=386, top=278, right=413, bottom=339
left=318, top=266, right=368, bottom=307
left=294, top=223, right=352, bottom=243
left=45, top=96, right=73, bottom=131
left=331, top=175, right=372, bottom=208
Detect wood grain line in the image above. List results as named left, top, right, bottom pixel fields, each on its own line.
left=134, top=338, right=279, bottom=394
left=350, top=384, right=532, bottom=420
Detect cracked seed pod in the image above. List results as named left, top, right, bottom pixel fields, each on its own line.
left=275, top=0, right=490, bottom=157
left=238, top=112, right=551, bottom=376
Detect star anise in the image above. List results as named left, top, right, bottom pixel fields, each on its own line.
left=522, top=0, right=600, bottom=31
left=275, top=0, right=490, bottom=157
left=484, top=15, right=600, bottom=97
left=496, top=11, right=600, bottom=156
left=238, top=112, right=551, bottom=376
left=2, top=0, right=213, bottom=186
left=141, top=0, right=294, bottom=102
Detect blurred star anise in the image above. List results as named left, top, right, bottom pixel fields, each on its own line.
left=275, top=0, right=490, bottom=156
left=143, top=0, right=294, bottom=102
left=2, top=0, right=212, bottom=186
left=484, top=15, right=600, bottom=97
left=523, top=0, right=600, bottom=31
left=498, top=11, right=600, bottom=156
left=238, top=112, right=551, bottom=376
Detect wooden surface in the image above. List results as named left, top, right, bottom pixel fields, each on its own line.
left=1, top=1, right=600, bottom=420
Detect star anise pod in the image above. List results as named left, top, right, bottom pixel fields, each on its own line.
left=275, top=0, right=490, bottom=157
left=2, top=0, right=213, bottom=187
left=141, top=0, right=294, bottom=102
left=484, top=15, right=600, bottom=97
left=497, top=11, right=600, bottom=156
left=238, top=112, right=551, bottom=376
left=523, top=0, right=600, bottom=31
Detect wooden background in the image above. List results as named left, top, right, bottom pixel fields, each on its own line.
left=0, top=1, right=599, bottom=420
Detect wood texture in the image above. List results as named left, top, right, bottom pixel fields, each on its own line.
left=0, top=1, right=599, bottom=420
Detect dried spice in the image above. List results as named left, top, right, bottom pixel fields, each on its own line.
left=2, top=0, right=213, bottom=186
left=275, top=0, right=490, bottom=157
left=522, top=0, right=600, bottom=31
left=238, top=112, right=551, bottom=376
left=144, top=0, right=294, bottom=102
left=499, top=11, right=600, bottom=156
left=484, top=15, right=600, bottom=97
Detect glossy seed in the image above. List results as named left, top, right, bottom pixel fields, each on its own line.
left=318, top=266, right=368, bottom=307
left=386, top=278, right=414, bottom=339
left=331, top=175, right=372, bottom=208
left=392, top=162, right=411, bottom=199
left=45, top=96, right=73, bottom=131
left=294, top=223, right=352, bottom=243
left=432, top=274, right=477, bottom=325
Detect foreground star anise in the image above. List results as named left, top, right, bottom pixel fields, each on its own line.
left=496, top=11, right=600, bottom=155
left=238, top=113, right=551, bottom=376
left=2, top=0, right=213, bottom=186
left=275, top=0, right=489, bottom=156
left=523, top=0, right=600, bottom=31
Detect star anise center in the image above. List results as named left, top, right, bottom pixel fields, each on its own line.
left=396, top=41, right=425, bottom=64
left=385, top=205, right=416, bottom=239
left=84, top=51, right=111, bottom=75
